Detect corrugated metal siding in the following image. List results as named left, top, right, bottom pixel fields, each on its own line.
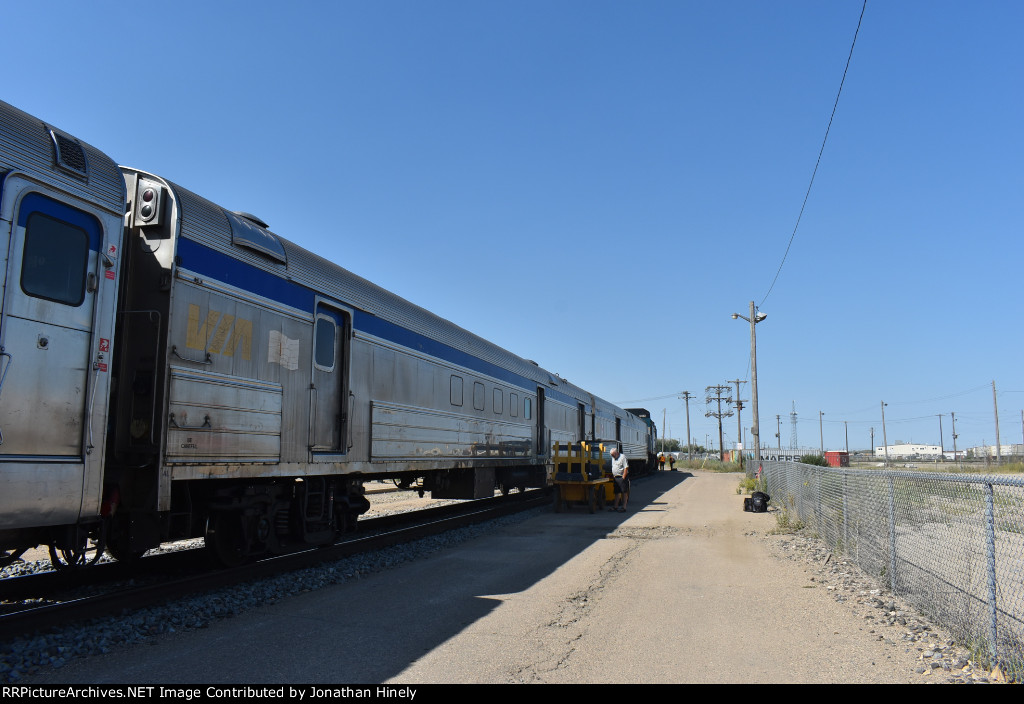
left=167, top=182, right=647, bottom=443
left=168, top=179, right=581, bottom=396
left=0, top=100, right=125, bottom=213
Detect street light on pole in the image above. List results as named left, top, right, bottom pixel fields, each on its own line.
left=732, top=301, right=767, bottom=475
left=819, top=411, right=825, bottom=455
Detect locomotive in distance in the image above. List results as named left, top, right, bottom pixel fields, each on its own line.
left=0, top=99, right=657, bottom=568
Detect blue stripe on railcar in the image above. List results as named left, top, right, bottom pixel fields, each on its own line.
left=175, top=237, right=583, bottom=407
left=176, top=237, right=312, bottom=311
left=17, top=192, right=104, bottom=253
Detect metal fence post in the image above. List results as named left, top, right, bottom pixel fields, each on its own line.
left=985, top=482, right=999, bottom=669
left=780, top=463, right=1024, bottom=679
left=843, top=470, right=849, bottom=553
left=814, top=466, right=821, bottom=531
left=887, top=474, right=897, bottom=592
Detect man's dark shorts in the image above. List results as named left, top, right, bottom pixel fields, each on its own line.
left=613, top=476, right=629, bottom=495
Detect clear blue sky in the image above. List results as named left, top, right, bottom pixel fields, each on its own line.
left=5, top=1, right=1021, bottom=454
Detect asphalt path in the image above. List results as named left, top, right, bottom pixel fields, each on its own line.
left=22, top=470, right=927, bottom=684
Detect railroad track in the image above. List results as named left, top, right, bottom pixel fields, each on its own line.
left=0, top=489, right=548, bottom=641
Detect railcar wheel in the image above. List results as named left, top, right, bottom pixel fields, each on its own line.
left=105, top=540, right=145, bottom=564
left=48, top=524, right=105, bottom=570
left=205, top=512, right=248, bottom=567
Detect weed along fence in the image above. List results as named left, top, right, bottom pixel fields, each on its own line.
left=760, top=460, right=1024, bottom=680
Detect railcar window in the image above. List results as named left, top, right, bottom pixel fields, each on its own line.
left=21, top=212, right=88, bottom=306
left=510, top=393, right=519, bottom=417
left=524, top=397, right=532, bottom=420
left=493, top=389, right=503, bottom=414
left=473, top=382, right=485, bottom=411
left=450, top=375, right=463, bottom=406
left=313, top=317, right=336, bottom=370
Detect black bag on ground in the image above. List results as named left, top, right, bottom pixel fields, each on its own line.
left=750, top=491, right=770, bottom=513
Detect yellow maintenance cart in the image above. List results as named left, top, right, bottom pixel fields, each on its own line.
left=550, top=441, right=613, bottom=513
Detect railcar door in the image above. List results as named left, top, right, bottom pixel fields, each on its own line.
left=0, top=187, right=109, bottom=526
left=309, top=301, right=350, bottom=457
left=536, top=387, right=546, bottom=457
left=0, top=191, right=103, bottom=458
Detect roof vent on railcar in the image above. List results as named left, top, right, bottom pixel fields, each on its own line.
left=47, top=128, right=88, bottom=178
left=226, top=210, right=286, bottom=264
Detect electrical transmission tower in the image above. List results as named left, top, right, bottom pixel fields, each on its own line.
left=724, top=378, right=749, bottom=450
left=789, top=401, right=798, bottom=451
left=706, top=385, right=733, bottom=461
left=726, top=379, right=747, bottom=467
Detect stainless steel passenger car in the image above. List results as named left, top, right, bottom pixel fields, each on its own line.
left=0, top=99, right=655, bottom=566
left=0, top=103, right=125, bottom=564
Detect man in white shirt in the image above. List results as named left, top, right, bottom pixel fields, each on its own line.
left=609, top=446, right=629, bottom=512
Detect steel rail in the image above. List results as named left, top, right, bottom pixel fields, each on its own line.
left=0, top=491, right=547, bottom=641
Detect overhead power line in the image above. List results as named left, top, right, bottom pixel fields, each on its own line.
left=760, top=0, right=868, bottom=307
left=613, top=393, right=680, bottom=404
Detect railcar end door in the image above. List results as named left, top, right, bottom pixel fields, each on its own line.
left=0, top=191, right=102, bottom=459
left=0, top=185, right=111, bottom=528
left=536, top=387, right=546, bottom=457
left=309, top=302, right=350, bottom=458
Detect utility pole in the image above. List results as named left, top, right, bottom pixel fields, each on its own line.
left=776, top=414, right=781, bottom=455
left=870, top=427, right=875, bottom=458
left=936, top=414, right=944, bottom=461
left=881, top=401, right=889, bottom=466
left=662, top=408, right=667, bottom=454
left=951, top=412, right=959, bottom=467
left=679, top=391, right=693, bottom=460
left=731, top=302, right=765, bottom=467
left=819, top=410, right=825, bottom=455
left=705, top=385, right=733, bottom=462
left=844, top=420, right=849, bottom=454
left=748, top=302, right=763, bottom=467
left=727, top=379, right=747, bottom=466
left=993, top=380, right=1002, bottom=464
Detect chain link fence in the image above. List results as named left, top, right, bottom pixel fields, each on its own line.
left=761, top=460, right=1024, bottom=680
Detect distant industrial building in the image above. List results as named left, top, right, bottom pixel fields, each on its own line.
left=874, top=443, right=942, bottom=460
left=968, top=444, right=1024, bottom=459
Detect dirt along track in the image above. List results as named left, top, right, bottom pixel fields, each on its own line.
left=389, top=469, right=955, bottom=684
left=15, top=470, right=979, bottom=684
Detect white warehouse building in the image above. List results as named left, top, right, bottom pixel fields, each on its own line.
left=968, top=444, right=1024, bottom=458
left=874, top=443, right=942, bottom=460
